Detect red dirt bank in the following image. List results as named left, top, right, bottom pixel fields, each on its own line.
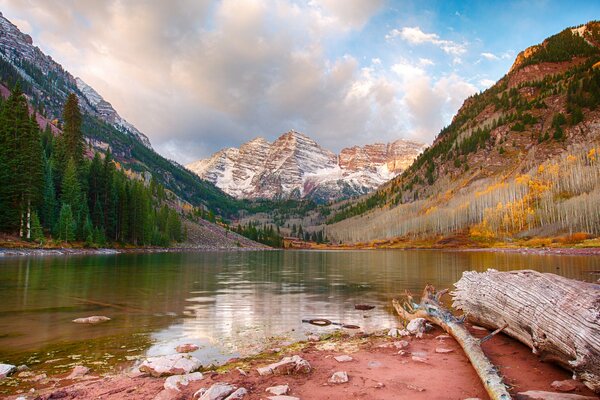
left=7, top=326, right=597, bottom=400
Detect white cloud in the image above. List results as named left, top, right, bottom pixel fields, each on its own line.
left=419, top=57, right=434, bottom=66
left=386, top=26, right=467, bottom=57
left=310, top=0, right=384, bottom=30
left=481, top=52, right=499, bottom=60
left=479, top=78, right=496, bottom=88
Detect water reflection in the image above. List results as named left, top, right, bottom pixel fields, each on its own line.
left=0, top=250, right=598, bottom=367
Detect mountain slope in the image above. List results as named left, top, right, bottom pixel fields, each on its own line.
left=187, top=130, right=425, bottom=202
left=0, top=12, right=238, bottom=216
left=326, top=21, right=600, bottom=243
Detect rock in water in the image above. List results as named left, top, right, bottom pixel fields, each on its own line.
left=139, top=354, right=201, bottom=377
left=257, top=355, right=311, bottom=376
left=72, top=316, right=111, bottom=324
left=0, top=363, right=16, bottom=379
left=66, top=365, right=90, bottom=379
left=164, top=372, right=204, bottom=391
left=329, top=371, right=349, bottom=384
left=176, top=343, right=199, bottom=353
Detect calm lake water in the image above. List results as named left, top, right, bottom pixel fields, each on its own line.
left=0, top=249, right=598, bottom=376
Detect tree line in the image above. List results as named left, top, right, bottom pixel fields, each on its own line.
left=0, top=85, right=183, bottom=247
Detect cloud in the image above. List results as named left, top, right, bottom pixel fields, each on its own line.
left=481, top=52, right=499, bottom=61
left=479, top=78, right=496, bottom=88
left=386, top=26, right=467, bottom=57
left=0, top=1, right=477, bottom=164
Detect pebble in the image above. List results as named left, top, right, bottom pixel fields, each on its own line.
left=266, top=384, right=289, bottom=395
left=333, top=355, right=353, bottom=363
left=435, top=347, right=454, bottom=354
left=328, top=371, right=349, bottom=384
left=393, top=340, right=410, bottom=349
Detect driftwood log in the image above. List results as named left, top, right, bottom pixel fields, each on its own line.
left=453, top=269, right=600, bottom=393
left=393, top=285, right=512, bottom=400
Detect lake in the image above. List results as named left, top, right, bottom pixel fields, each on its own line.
left=0, top=249, right=598, bottom=377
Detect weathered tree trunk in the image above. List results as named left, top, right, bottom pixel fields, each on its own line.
left=393, top=285, right=512, bottom=400
left=452, top=269, right=600, bottom=393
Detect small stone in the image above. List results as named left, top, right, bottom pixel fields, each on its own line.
left=72, top=316, right=111, bottom=324
left=307, top=335, right=320, bottom=342
left=329, top=371, right=349, bottom=384
left=16, top=365, right=29, bottom=372
left=224, top=387, right=248, bottom=400
left=176, top=344, right=199, bottom=353
left=139, top=354, right=202, bottom=377
left=393, top=340, right=410, bottom=349
left=374, top=382, right=385, bottom=389
left=435, top=347, right=454, bottom=354
left=397, top=350, right=409, bottom=356
left=550, top=380, right=579, bottom=392
left=164, top=372, right=204, bottom=391
left=195, top=382, right=236, bottom=400
left=471, top=325, right=488, bottom=331
left=236, top=367, right=248, bottom=376
left=66, top=365, right=90, bottom=379
left=407, top=384, right=425, bottom=392
left=0, top=363, right=16, bottom=379
left=388, top=328, right=400, bottom=337
left=411, top=356, right=428, bottom=363
left=333, top=355, right=353, bottom=363
left=266, top=384, right=289, bottom=395
left=17, top=371, right=35, bottom=378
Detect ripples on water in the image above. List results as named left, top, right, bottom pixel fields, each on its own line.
left=0, top=249, right=597, bottom=367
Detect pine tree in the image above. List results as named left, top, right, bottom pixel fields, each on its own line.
left=41, top=158, right=57, bottom=229
left=61, top=157, right=81, bottom=211
left=62, top=93, right=84, bottom=167
left=30, top=211, right=44, bottom=244
left=57, top=203, right=76, bottom=242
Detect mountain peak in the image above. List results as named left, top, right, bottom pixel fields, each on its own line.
left=187, top=133, right=424, bottom=202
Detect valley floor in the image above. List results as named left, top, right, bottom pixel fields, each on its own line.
left=3, top=326, right=596, bottom=400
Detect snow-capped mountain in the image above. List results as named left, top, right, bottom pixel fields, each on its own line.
left=187, top=130, right=425, bottom=202
left=0, top=12, right=151, bottom=149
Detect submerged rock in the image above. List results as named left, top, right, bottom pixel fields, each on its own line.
left=139, top=354, right=201, bottom=377
left=72, top=316, right=111, bottom=324
left=176, top=343, right=199, bottom=353
left=0, top=363, right=16, bottom=379
left=257, top=355, right=311, bottom=376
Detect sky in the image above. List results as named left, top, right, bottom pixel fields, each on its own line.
left=1, top=1, right=599, bottom=163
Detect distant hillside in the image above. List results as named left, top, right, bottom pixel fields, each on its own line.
left=187, top=130, right=424, bottom=203
left=326, top=21, right=600, bottom=243
left=0, top=12, right=238, bottom=217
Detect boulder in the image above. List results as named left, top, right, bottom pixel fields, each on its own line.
left=176, top=344, right=199, bottom=353
left=257, top=355, right=311, bottom=376
left=0, top=363, right=16, bottom=379
left=266, top=384, right=289, bottom=395
left=139, top=354, right=201, bottom=377
left=194, top=383, right=236, bottom=400
left=72, top=316, right=111, bottom=324
left=164, top=372, right=204, bottom=391
left=66, top=365, right=90, bottom=379
left=328, top=371, right=349, bottom=384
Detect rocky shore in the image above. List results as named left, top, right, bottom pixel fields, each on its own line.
left=2, top=324, right=597, bottom=400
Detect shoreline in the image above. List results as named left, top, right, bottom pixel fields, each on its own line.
left=2, top=325, right=596, bottom=400
left=2, top=245, right=600, bottom=258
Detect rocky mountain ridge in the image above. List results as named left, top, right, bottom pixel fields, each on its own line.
left=187, top=131, right=425, bottom=202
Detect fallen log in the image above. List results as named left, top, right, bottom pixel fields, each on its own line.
left=393, top=285, right=512, bottom=400
left=452, top=269, right=600, bottom=393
